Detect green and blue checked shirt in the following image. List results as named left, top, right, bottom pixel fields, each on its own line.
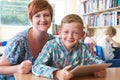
left=32, top=37, right=104, bottom=79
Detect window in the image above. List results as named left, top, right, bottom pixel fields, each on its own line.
left=49, top=0, right=67, bottom=25
left=0, top=0, right=30, bottom=27
left=48, top=0, right=67, bottom=34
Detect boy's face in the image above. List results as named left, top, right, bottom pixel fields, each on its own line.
left=60, top=22, right=84, bottom=50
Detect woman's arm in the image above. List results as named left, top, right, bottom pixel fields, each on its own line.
left=32, top=42, right=58, bottom=79
left=0, top=53, right=32, bottom=75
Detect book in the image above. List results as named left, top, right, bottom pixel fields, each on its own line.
left=118, top=0, right=120, bottom=6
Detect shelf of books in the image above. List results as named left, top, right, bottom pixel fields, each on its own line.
left=78, top=0, right=120, bottom=28
left=51, top=23, right=60, bottom=35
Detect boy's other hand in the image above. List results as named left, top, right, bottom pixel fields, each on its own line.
left=54, top=65, right=74, bottom=80
left=94, top=69, right=106, bottom=78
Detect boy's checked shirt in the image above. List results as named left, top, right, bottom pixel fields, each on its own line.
left=32, top=37, right=104, bottom=79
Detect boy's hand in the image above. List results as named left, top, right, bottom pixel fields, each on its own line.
left=94, top=69, right=106, bottom=78
left=17, top=60, right=32, bottom=74
left=54, top=65, right=74, bottom=80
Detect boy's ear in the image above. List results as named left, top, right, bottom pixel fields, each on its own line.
left=81, top=31, right=85, bottom=37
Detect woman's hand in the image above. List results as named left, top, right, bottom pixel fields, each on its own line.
left=17, top=60, right=32, bottom=74
left=94, top=69, right=106, bottom=78
left=54, top=65, right=74, bottom=80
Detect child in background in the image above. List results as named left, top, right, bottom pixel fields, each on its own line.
left=97, top=27, right=120, bottom=60
left=32, top=14, right=105, bottom=80
left=84, top=28, right=96, bottom=54
left=84, top=28, right=96, bottom=46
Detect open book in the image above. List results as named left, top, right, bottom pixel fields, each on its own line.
left=70, top=63, right=112, bottom=77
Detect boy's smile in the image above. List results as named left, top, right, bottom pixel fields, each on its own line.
left=60, top=22, right=83, bottom=50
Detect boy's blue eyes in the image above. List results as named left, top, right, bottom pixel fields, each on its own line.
left=74, top=32, right=79, bottom=34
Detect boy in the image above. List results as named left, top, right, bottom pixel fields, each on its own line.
left=32, top=14, right=105, bottom=80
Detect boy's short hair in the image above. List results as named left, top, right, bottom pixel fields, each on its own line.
left=105, top=26, right=116, bottom=36
left=61, top=14, right=84, bottom=30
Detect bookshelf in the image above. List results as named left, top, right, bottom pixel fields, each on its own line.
left=78, top=0, right=120, bottom=28
left=51, top=24, right=60, bottom=35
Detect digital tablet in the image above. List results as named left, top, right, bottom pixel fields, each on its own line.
left=70, top=63, right=112, bottom=77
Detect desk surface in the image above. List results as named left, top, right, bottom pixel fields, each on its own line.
left=14, top=68, right=120, bottom=80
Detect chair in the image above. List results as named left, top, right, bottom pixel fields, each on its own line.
left=0, top=41, right=7, bottom=46
left=105, top=59, right=120, bottom=67
left=96, top=45, right=120, bottom=67
left=0, top=41, right=7, bottom=56
left=96, top=46, right=105, bottom=60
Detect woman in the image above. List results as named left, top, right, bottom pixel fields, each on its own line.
left=0, top=0, right=54, bottom=80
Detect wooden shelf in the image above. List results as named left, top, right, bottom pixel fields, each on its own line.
left=82, top=6, right=120, bottom=16
left=79, top=0, right=120, bottom=28
left=80, top=0, right=87, bottom=3
left=87, top=25, right=120, bottom=29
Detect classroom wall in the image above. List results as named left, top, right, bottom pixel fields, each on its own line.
left=66, top=0, right=79, bottom=14
left=0, top=27, right=27, bottom=41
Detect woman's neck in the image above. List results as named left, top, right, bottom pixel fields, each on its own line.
left=30, top=28, right=48, bottom=42
left=28, top=28, right=49, bottom=58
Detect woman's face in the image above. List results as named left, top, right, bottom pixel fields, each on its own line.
left=32, top=9, right=52, bottom=32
